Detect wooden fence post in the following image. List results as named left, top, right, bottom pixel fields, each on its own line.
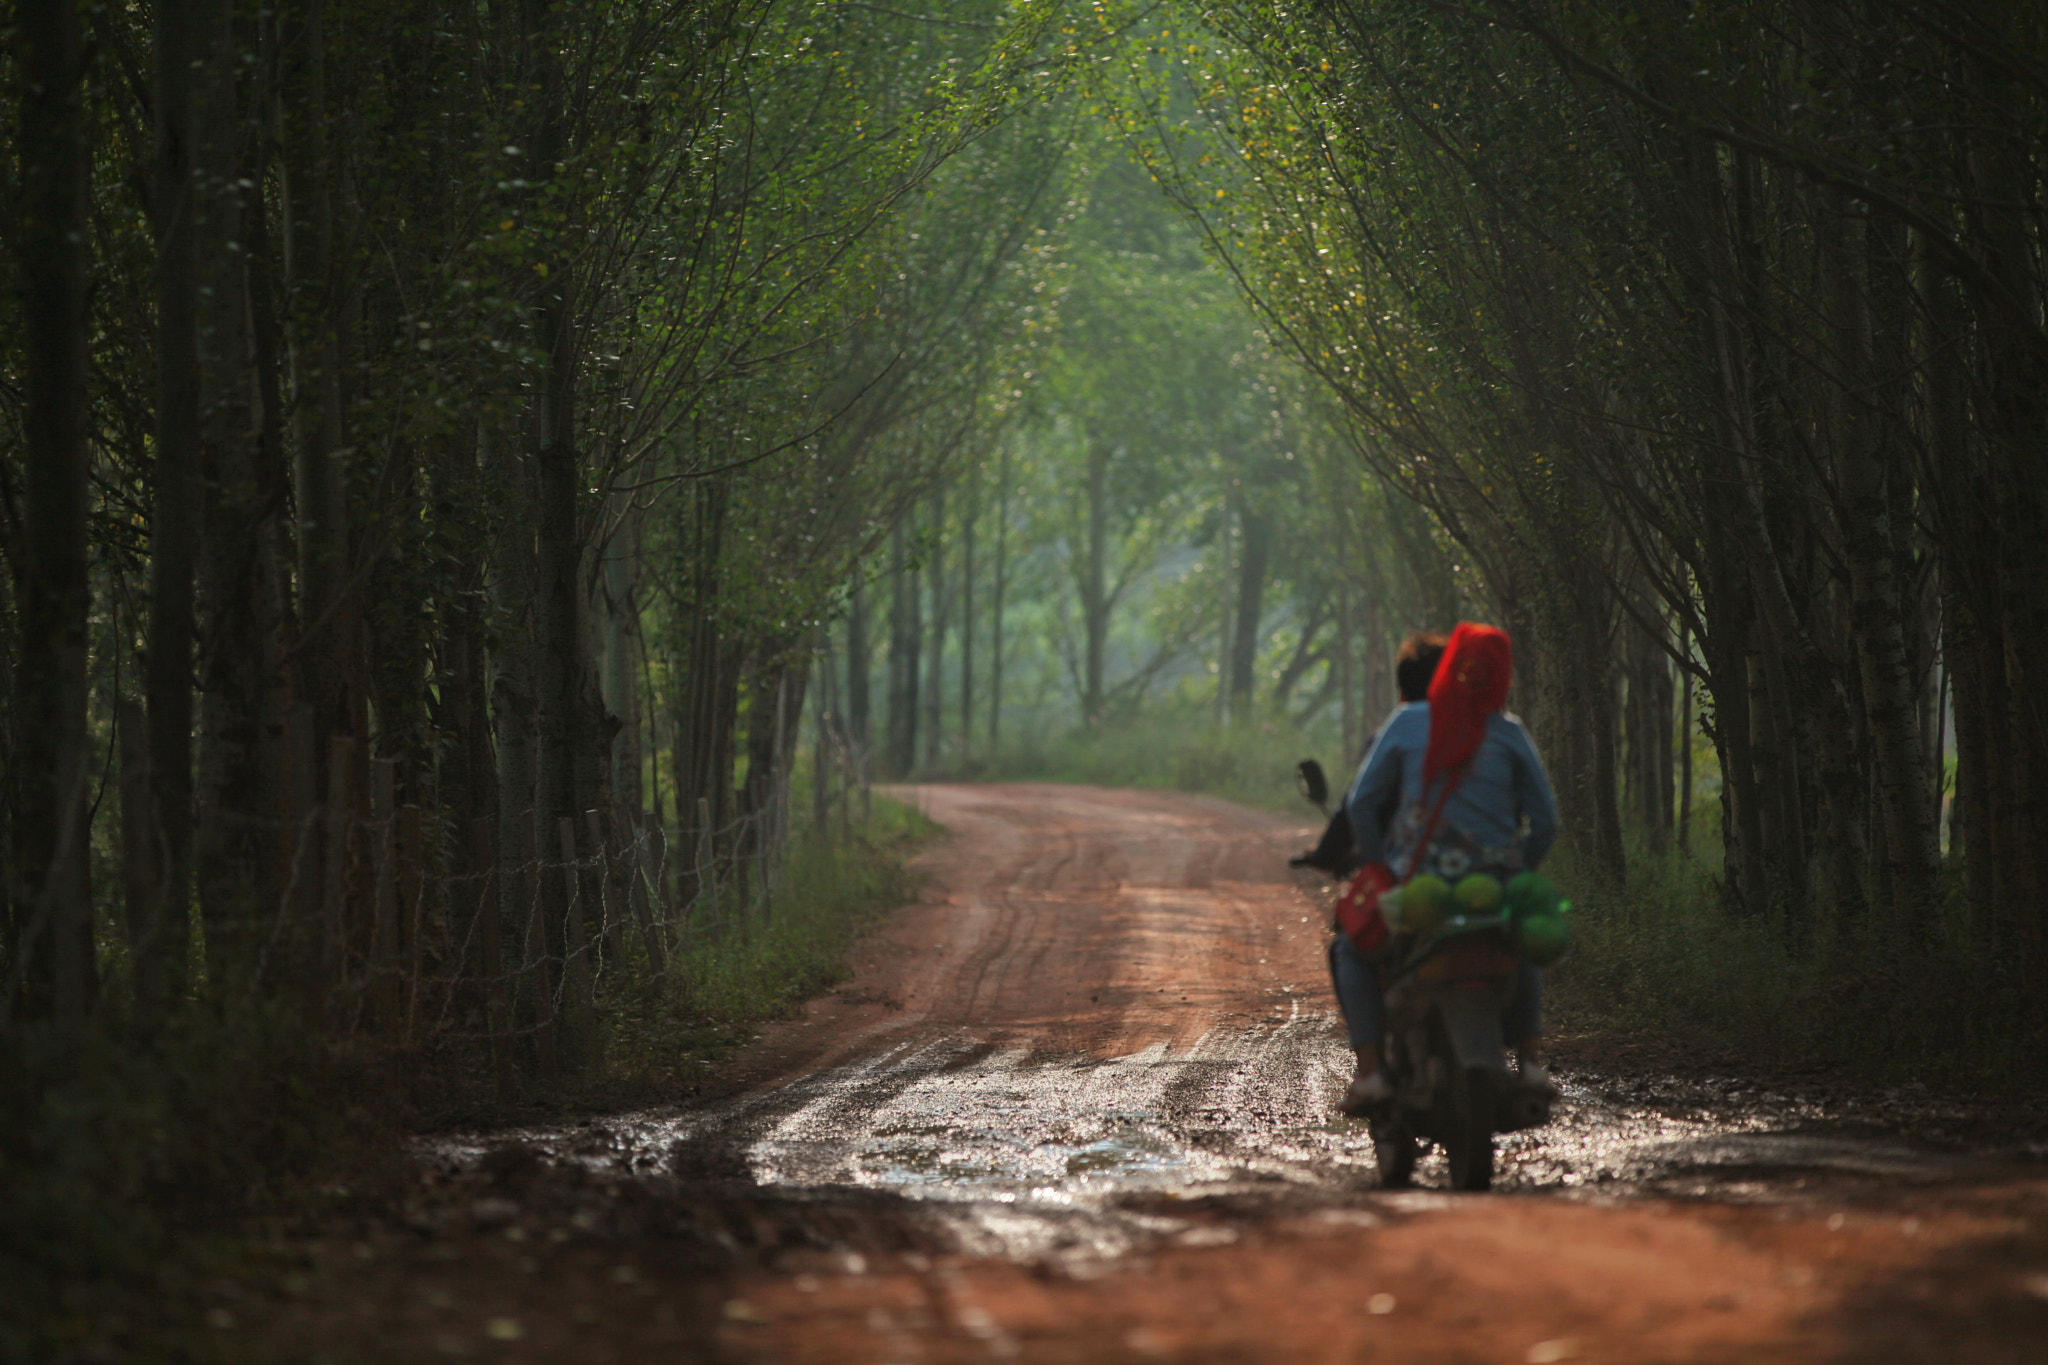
left=609, top=809, right=667, bottom=981
left=556, top=816, right=598, bottom=1068
left=642, top=813, right=673, bottom=939
left=399, top=802, right=423, bottom=1045
left=321, top=736, right=355, bottom=1011
left=471, top=816, right=513, bottom=1105
left=117, top=700, right=162, bottom=1011
left=693, top=796, right=712, bottom=939
left=283, top=703, right=320, bottom=993
left=519, top=808, right=558, bottom=1081
left=585, top=810, right=625, bottom=973
left=370, top=759, right=399, bottom=1037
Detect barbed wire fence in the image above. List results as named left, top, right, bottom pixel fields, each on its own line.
left=139, top=706, right=885, bottom=1103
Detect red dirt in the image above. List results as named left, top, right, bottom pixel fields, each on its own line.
left=234, top=783, right=2048, bottom=1364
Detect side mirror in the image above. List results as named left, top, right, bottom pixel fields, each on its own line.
left=1296, top=759, right=1329, bottom=810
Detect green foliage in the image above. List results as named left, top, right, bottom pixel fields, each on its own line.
left=877, top=126, right=1456, bottom=763
left=1548, top=841, right=2048, bottom=1089
left=983, top=708, right=1334, bottom=814
left=0, top=1002, right=387, bottom=1359
left=664, top=795, right=936, bottom=1024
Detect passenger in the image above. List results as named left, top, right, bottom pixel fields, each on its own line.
left=1292, top=632, right=1445, bottom=878
left=1330, top=622, right=1560, bottom=1114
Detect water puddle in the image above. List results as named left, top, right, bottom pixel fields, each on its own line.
left=423, top=1011, right=2023, bottom=1264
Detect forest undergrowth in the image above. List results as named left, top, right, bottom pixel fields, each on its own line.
left=0, top=796, right=937, bottom=1363
left=588, top=795, right=937, bottom=1118
left=1546, top=836, right=2045, bottom=1093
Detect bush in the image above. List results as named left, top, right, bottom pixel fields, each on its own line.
left=1544, top=836, right=2047, bottom=1088
left=594, top=793, right=938, bottom=1094
left=0, top=999, right=388, bottom=1361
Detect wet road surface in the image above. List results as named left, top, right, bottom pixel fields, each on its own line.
left=263, top=784, right=2048, bottom=1363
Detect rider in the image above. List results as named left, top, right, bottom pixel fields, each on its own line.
left=1293, top=632, right=1446, bottom=877
left=1330, top=622, right=1560, bottom=1113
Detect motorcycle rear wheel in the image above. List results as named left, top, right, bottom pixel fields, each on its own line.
left=1443, top=1070, right=1496, bottom=1191
left=1370, top=1118, right=1417, bottom=1188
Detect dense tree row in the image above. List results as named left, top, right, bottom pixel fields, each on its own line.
left=832, top=144, right=1454, bottom=783
left=0, top=0, right=1069, bottom=1079
left=1103, top=0, right=2044, bottom=1029
left=17, top=0, right=2033, bottom=1143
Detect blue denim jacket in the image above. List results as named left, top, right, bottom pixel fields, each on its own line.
left=1343, top=702, right=1559, bottom=880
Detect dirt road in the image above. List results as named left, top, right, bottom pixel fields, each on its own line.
left=254, top=784, right=2048, bottom=1364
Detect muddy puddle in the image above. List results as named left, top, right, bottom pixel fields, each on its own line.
left=423, top=1003, right=2031, bottom=1267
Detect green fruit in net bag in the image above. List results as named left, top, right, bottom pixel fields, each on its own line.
left=1403, top=874, right=1451, bottom=934
left=1517, top=909, right=1572, bottom=965
left=1454, top=873, right=1503, bottom=915
left=1504, top=872, right=1560, bottom=919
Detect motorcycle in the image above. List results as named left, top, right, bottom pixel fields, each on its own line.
left=1293, top=759, right=1553, bottom=1191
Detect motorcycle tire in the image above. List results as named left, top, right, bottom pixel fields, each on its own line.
left=1370, top=1117, right=1417, bottom=1188
left=1443, top=1069, right=1496, bottom=1191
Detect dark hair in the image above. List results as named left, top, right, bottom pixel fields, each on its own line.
left=1396, top=631, right=1448, bottom=702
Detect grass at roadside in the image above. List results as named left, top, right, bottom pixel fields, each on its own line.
left=595, top=794, right=938, bottom=1099
left=1544, top=840, right=2045, bottom=1090
left=974, top=710, right=1339, bottom=816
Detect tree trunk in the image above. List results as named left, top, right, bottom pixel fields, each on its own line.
left=812, top=640, right=833, bottom=840
left=847, top=574, right=870, bottom=755
left=144, top=0, right=204, bottom=1008
left=286, top=0, right=359, bottom=839
left=525, top=0, right=600, bottom=1065
left=11, top=0, right=93, bottom=1044
left=432, top=428, right=498, bottom=970
left=886, top=518, right=920, bottom=776
left=1677, top=622, right=1693, bottom=855
left=243, top=159, right=306, bottom=938
left=924, top=487, right=946, bottom=770
left=989, top=445, right=1008, bottom=751
left=1837, top=204, right=1942, bottom=932
left=1336, top=573, right=1357, bottom=762
left=1081, top=446, right=1109, bottom=723
left=1227, top=501, right=1271, bottom=716
left=1967, top=106, right=2048, bottom=993
left=488, top=422, right=542, bottom=1057
left=1214, top=512, right=1233, bottom=725
left=191, top=0, right=288, bottom=983
left=959, top=474, right=975, bottom=764
left=1943, top=568, right=1996, bottom=935
left=601, top=498, right=643, bottom=826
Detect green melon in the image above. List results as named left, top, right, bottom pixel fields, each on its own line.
left=1454, top=872, right=1503, bottom=915
left=1504, top=872, right=1560, bottom=919
left=1517, top=909, right=1572, bottom=965
left=1403, top=874, right=1452, bottom=935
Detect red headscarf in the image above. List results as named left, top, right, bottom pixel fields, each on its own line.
left=1424, top=622, right=1513, bottom=786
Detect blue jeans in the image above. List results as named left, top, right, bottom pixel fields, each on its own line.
left=1326, top=935, right=1542, bottom=1052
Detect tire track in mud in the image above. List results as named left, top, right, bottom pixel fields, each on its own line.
left=285, top=783, right=2048, bottom=1365
left=432, top=785, right=1343, bottom=1251
left=435, top=785, right=2041, bottom=1220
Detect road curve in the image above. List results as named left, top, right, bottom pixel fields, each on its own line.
left=274, top=784, right=2048, bottom=1364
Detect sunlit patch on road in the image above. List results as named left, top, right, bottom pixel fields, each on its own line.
left=372, top=788, right=2048, bottom=1365
left=429, top=1000, right=2018, bottom=1278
